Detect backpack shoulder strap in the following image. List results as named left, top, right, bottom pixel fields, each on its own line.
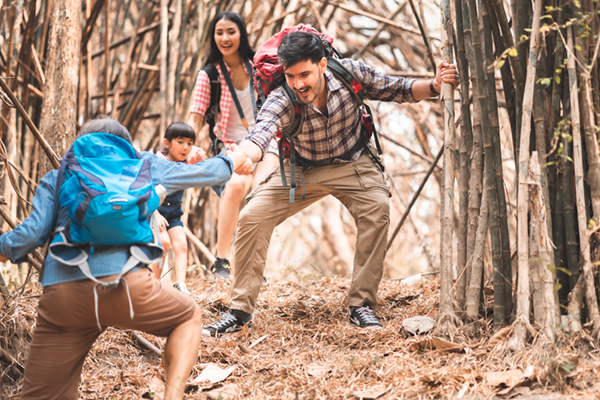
left=202, top=64, right=220, bottom=138
left=326, top=58, right=365, bottom=105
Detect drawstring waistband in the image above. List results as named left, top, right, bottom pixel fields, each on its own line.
left=92, top=275, right=135, bottom=332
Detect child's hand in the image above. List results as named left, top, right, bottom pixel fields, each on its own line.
left=226, top=148, right=253, bottom=175
left=155, top=212, right=169, bottom=233
left=187, top=146, right=207, bottom=164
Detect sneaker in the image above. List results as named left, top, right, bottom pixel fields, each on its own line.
left=349, top=305, right=383, bottom=328
left=210, top=257, right=231, bottom=280
left=202, top=312, right=251, bottom=337
left=173, top=281, right=192, bottom=296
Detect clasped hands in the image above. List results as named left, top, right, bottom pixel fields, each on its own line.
left=226, top=144, right=253, bottom=175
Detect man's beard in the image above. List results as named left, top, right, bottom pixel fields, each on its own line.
left=295, top=75, right=322, bottom=105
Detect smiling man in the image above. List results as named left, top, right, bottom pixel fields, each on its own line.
left=203, top=31, right=459, bottom=336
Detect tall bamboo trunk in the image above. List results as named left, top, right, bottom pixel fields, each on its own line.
left=481, top=0, right=512, bottom=320
left=489, top=0, right=524, bottom=165
left=39, top=0, right=82, bottom=176
left=467, top=0, right=504, bottom=328
left=465, top=167, right=490, bottom=321
left=462, top=0, right=483, bottom=303
left=510, top=0, right=543, bottom=350
left=455, top=0, right=473, bottom=310
left=529, top=152, right=558, bottom=342
left=438, top=0, right=456, bottom=323
left=567, top=26, right=600, bottom=338
left=573, top=0, right=600, bottom=223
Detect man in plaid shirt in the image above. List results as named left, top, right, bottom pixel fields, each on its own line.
left=204, top=31, right=459, bottom=335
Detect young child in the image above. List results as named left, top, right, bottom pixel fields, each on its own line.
left=154, top=122, right=200, bottom=295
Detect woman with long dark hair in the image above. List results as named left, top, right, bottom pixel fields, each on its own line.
left=188, top=11, right=279, bottom=280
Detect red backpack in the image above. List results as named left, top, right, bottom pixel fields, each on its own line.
left=253, top=25, right=382, bottom=203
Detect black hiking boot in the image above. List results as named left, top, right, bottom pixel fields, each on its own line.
left=210, top=257, right=231, bottom=280
left=349, top=305, right=383, bottom=329
left=202, top=312, right=251, bottom=337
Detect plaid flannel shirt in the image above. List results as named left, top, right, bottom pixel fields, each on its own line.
left=189, top=60, right=252, bottom=149
left=247, top=58, right=417, bottom=163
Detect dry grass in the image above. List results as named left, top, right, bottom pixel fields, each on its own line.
left=2, top=274, right=600, bottom=399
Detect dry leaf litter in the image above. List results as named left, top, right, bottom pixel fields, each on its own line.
left=1, top=274, right=600, bottom=399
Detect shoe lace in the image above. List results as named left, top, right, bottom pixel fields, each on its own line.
left=354, top=307, right=379, bottom=325
left=214, top=313, right=238, bottom=329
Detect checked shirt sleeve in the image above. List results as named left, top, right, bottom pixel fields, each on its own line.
left=341, top=59, right=418, bottom=104
left=246, top=89, right=294, bottom=154
left=189, top=70, right=211, bottom=116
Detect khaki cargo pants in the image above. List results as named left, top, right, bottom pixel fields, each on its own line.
left=231, top=151, right=391, bottom=314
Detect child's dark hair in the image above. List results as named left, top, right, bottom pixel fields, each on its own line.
left=161, top=122, right=196, bottom=155
left=278, top=32, right=325, bottom=68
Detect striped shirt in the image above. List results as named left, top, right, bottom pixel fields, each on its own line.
left=246, top=58, right=417, bottom=163
left=189, top=60, right=252, bottom=149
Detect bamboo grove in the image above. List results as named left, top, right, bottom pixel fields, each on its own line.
left=433, top=0, right=600, bottom=349
left=1, top=0, right=600, bottom=348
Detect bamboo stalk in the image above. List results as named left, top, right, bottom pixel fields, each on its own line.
left=461, top=0, right=482, bottom=293
left=489, top=0, right=524, bottom=167
left=467, top=0, right=504, bottom=328
left=567, top=25, right=600, bottom=338
left=438, top=0, right=456, bottom=320
left=567, top=274, right=584, bottom=333
left=453, top=0, right=472, bottom=307
left=511, top=0, right=543, bottom=350
left=481, top=0, right=512, bottom=320
left=573, top=2, right=600, bottom=223
left=486, top=0, right=517, bottom=170
left=530, top=152, right=559, bottom=340
left=465, top=168, right=489, bottom=321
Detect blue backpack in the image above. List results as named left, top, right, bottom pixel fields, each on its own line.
left=48, top=132, right=165, bottom=330
left=55, top=132, right=161, bottom=245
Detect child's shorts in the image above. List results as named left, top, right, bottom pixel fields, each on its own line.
left=159, top=202, right=184, bottom=230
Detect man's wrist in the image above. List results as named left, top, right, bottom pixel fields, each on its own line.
left=429, top=79, right=440, bottom=97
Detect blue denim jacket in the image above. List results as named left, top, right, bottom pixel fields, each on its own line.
left=0, top=152, right=234, bottom=286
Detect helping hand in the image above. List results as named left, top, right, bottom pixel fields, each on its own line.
left=226, top=148, right=253, bottom=175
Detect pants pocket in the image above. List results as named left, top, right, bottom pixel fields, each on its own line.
left=354, top=157, right=391, bottom=197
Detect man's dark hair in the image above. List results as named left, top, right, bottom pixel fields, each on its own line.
left=164, top=122, right=196, bottom=143
left=78, top=116, right=132, bottom=143
left=206, top=11, right=255, bottom=66
left=277, top=32, right=325, bottom=68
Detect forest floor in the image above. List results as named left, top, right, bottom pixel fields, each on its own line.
left=2, top=273, right=600, bottom=399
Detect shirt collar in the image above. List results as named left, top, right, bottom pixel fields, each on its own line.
left=325, top=68, right=343, bottom=94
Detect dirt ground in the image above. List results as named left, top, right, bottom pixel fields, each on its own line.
left=2, top=273, right=600, bottom=399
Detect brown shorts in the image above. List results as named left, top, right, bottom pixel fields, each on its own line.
left=20, top=268, right=197, bottom=400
